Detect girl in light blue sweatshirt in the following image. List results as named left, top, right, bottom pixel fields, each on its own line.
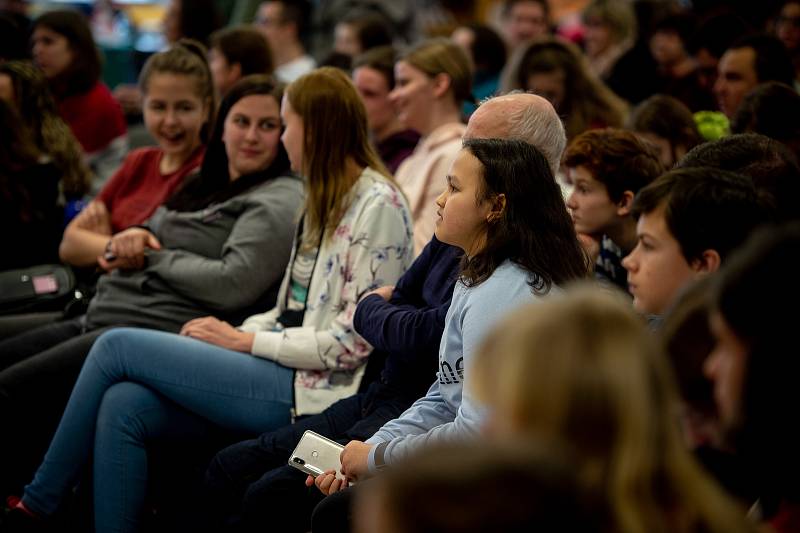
left=314, top=137, right=590, bottom=496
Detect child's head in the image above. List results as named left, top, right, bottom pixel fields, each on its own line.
left=283, top=67, right=389, bottom=240
left=564, top=128, right=664, bottom=238
left=390, top=38, right=473, bottom=132
left=472, top=285, right=751, bottom=533
left=208, top=25, right=273, bottom=98
left=354, top=441, right=603, bottom=533
left=32, top=10, right=100, bottom=94
left=138, top=40, right=215, bottom=158
left=436, top=138, right=587, bottom=293
left=622, top=167, right=766, bottom=315
left=628, top=94, right=702, bottom=168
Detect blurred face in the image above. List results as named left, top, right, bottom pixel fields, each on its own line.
left=504, top=0, right=548, bottom=49
left=714, top=47, right=758, bottom=119
left=434, top=148, right=493, bottom=255
left=622, top=204, right=698, bottom=315
left=776, top=2, right=800, bottom=52
left=705, top=312, right=749, bottom=428
left=650, top=30, right=686, bottom=67
left=695, top=48, right=719, bottom=92
left=565, top=165, right=618, bottom=236
left=389, top=60, right=435, bottom=134
left=208, top=47, right=240, bottom=98
left=526, top=69, right=565, bottom=111
left=255, top=2, right=285, bottom=51
left=31, top=26, right=74, bottom=79
left=0, top=74, right=14, bottom=102
left=334, top=22, right=361, bottom=57
left=143, top=72, right=208, bottom=161
left=584, top=19, right=613, bottom=58
left=280, top=95, right=304, bottom=172
left=353, top=66, right=395, bottom=136
left=451, top=26, right=474, bottom=57
left=637, top=131, right=680, bottom=168
left=223, top=94, right=282, bottom=180
left=163, top=0, right=181, bottom=43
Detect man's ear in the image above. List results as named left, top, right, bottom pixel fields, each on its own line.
left=487, top=193, right=507, bottom=222
left=690, top=249, right=721, bottom=274
left=616, top=190, right=635, bottom=217
left=431, top=72, right=452, bottom=99
left=230, top=62, right=243, bottom=83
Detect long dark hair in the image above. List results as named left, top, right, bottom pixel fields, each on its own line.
left=461, top=138, right=589, bottom=294
left=33, top=10, right=101, bottom=97
left=164, top=75, right=291, bottom=212
left=0, top=99, right=43, bottom=221
left=714, top=223, right=800, bottom=510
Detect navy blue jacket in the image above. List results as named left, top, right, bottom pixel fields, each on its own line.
left=354, top=235, right=460, bottom=403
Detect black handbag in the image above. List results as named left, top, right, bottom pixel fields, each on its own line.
left=0, top=264, right=77, bottom=314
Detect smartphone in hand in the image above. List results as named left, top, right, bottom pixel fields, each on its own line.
left=288, top=430, right=345, bottom=478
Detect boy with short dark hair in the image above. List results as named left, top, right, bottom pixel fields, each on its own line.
left=622, top=166, right=768, bottom=316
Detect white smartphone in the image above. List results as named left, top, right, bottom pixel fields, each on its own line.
left=288, top=430, right=345, bottom=478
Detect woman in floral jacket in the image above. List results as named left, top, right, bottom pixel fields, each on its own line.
left=11, top=69, right=413, bottom=532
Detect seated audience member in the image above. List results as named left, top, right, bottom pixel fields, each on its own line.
left=351, top=47, right=420, bottom=174
left=208, top=25, right=274, bottom=99
left=649, top=13, right=715, bottom=112
left=506, top=38, right=628, bottom=141
left=6, top=68, right=412, bottom=532
left=773, top=0, right=800, bottom=80
left=451, top=23, right=507, bottom=116
left=713, top=34, right=796, bottom=120
left=0, top=100, right=62, bottom=270
left=112, top=0, right=223, bottom=118
left=333, top=11, right=393, bottom=60
left=349, top=441, right=603, bottom=533
left=688, top=12, right=751, bottom=99
left=201, top=234, right=459, bottom=532
left=730, top=82, right=800, bottom=158
left=622, top=167, right=768, bottom=318
left=581, top=0, right=636, bottom=81
left=468, top=285, right=755, bottom=533
left=0, top=13, right=27, bottom=63
left=660, top=278, right=757, bottom=504
left=31, top=10, right=128, bottom=190
left=311, top=139, right=588, bottom=519
left=627, top=94, right=703, bottom=169
left=391, top=38, right=471, bottom=255
left=253, top=0, right=315, bottom=83
left=0, top=61, right=91, bottom=206
left=706, top=223, right=800, bottom=533
left=0, top=75, right=304, bottom=501
left=499, top=0, right=551, bottom=54
left=59, top=41, right=212, bottom=269
left=677, top=133, right=800, bottom=221
left=200, top=90, right=571, bottom=533
left=564, top=128, right=664, bottom=290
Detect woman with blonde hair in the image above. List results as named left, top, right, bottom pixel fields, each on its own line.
left=507, top=38, right=627, bottom=140
left=472, top=285, right=754, bottom=533
left=7, top=68, right=413, bottom=531
left=390, top=37, right=472, bottom=255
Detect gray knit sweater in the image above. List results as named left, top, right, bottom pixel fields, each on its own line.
left=85, top=175, right=304, bottom=332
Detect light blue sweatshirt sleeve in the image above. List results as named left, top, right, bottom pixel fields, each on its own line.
left=366, top=263, right=534, bottom=471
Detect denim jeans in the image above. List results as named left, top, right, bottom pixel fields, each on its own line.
left=22, top=327, right=294, bottom=533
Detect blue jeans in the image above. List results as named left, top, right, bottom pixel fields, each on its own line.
left=22, top=327, right=294, bottom=533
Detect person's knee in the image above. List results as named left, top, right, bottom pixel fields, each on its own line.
left=95, top=382, right=157, bottom=442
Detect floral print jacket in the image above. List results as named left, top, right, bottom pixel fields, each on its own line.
left=239, top=167, right=414, bottom=415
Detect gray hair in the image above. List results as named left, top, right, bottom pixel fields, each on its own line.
left=504, top=92, right=566, bottom=175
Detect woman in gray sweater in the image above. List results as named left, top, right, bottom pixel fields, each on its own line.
left=0, top=75, right=304, bottom=498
